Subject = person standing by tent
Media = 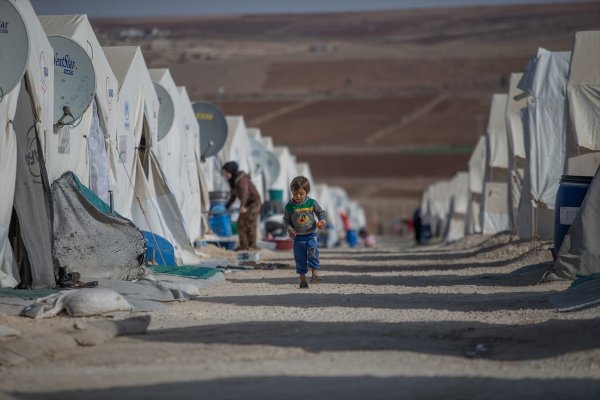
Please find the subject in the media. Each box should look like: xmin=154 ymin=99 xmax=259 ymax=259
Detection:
xmin=222 ymin=161 xmax=261 ymax=251
xmin=284 ymin=176 xmax=327 ymax=289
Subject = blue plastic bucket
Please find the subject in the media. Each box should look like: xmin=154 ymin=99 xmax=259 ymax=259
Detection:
xmin=346 ymin=229 xmax=358 ymax=248
xmin=554 ymin=175 xmax=592 ymax=252
xmin=209 ymin=201 xmax=232 ymax=237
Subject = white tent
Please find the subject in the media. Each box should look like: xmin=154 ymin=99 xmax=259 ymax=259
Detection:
xmin=149 ymin=68 xmax=202 ymax=244
xmin=102 ymin=46 xmax=158 ymax=218
xmin=466 ymin=135 xmax=486 ymax=235
xmin=246 ymin=127 xmax=268 ymax=201
xmin=482 ymin=94 xmax=510 ymax=235
xmin=272 ymin=145 xmax=298 ymax=202
xmin=1 ymin=0 xmax=55 ymax=288
xmin=565 ymin=31 xmax=600 ymax=176
xmin=446 ymin=172 xmax=469 ymax=242
xmin=222 ymin=116 xmax=253 ymax=176
xmin=519 ymin=48 xmax=571 ymax=239
xmin=40 ymin=15 xmax=117 ymax=203
xmin=505 ymin=73 xmax=532 ymax=239
xmin=296 ymin=162 xmax=314 ymax=188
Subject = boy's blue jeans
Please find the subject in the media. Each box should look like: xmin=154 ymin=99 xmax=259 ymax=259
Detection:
xmin=293 ymin=232 xmax=319 ymax=275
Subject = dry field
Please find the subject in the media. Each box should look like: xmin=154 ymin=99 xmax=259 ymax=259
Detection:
xmin=94 ymin=2 xmax=600 ymax=230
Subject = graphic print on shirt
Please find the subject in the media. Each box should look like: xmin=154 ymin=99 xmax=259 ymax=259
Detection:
xmin=296 ymin=212 xmax=313 ymax=228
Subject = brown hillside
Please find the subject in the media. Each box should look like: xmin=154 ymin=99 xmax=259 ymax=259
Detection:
xmin=93 ymin=2 xmax=600 ymax=231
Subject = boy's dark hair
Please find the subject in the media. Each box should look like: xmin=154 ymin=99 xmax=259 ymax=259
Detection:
xmin=290 ymin=176 xmax=310 ymax=194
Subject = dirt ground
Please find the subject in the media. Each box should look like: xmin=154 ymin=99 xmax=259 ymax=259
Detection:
xmin=91 ymin=3 xmax=600 ymax=230
xmin=1 ymin=234 xmax=599 ymax=399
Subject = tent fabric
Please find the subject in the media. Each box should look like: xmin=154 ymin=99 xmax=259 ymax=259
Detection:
xmin=553 ymin=165 xmax=600 ymax=279
xmin=103 ymin=46 xmax=159 ymax=219
xmin=40 ymin=15 xmax=117 ymax=193
xmin=130 ymin=153 xmax=198 ymax=265
xmin=88 ymin=101 xmax=111 ymax=204
xmin=521 ymin=49 xmax=571 ymax=210
xmin=566 ymin=31 xmax=600 ymax=152
xmin=272 ymin=146 xmax=298 ymax=203
xmin=486 ymin=94 xmax=510 ymax=169
xmin=149 ymin=68 xmax=202 ymax=244
xmin=447 ymin=172 xmax=470 ymax=242
xmin=52 ymin=172 xmax=145 ymax=280
xmin=466 ymin=135 xmax=486 ymax=235
xmin=505 ymin=73 xmax=530 ymax=238
xmin=12 ymin=83 xmax=55 ymax=288
xmin=0 ymin=84 xmax=20 ymax=288
xmin=482 ymin=94 xmax=510 ymax=235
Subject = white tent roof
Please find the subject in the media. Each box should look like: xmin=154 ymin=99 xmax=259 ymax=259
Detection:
xmin=567 ymin=31 xmax=600 ymax=152
xmin=486 ymin=94 xmax=509 ymax=169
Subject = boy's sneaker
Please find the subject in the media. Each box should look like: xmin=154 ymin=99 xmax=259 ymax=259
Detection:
xmin=310 ymin=276 xmax=322 ymax=283
xmin=299 ymin=281 xmax=309 ymax=289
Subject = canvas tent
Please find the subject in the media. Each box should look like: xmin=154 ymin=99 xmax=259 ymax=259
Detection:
xmin=149 ymin=68 xmax=202 ymax=244
xmin=466 ymin=135 xmax=486 ymax=235
xmin=40 ymin=15 xmax=117 ymax=204
xmin=102 ymin=46 xmax=159 ymax=218
xmin=446 ymin=172 xmax=469 ymax=242
xmin=1 ymin=0 xmax=55 ymax=288
xmin=519 ymin=48 xmax=571 ymax=240
xmin=482 ymin=94 xmax=510 ymax=235
xmin=272 ymin=146 xmax=298 ymax=203
xmin=565 ymin=31 xmax=600 ymax=176
xmin=553 ymin=32 xmax=600 ymax=279
xmin=505 ymin=73 xmax=532 ymax=239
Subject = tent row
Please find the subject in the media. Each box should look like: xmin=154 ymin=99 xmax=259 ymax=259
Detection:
xmin=0 ymin=0 xmax=366 ymax=289
xmin=420 ymin=30 xmax=600 ymax=279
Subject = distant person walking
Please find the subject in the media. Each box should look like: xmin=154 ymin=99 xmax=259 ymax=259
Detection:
xmin=222 ymin=161 xmax=261 ymax=251
xmin=283 ymin=176 xmax=327 ymax=288
xmin=413 ymin=208 xmax=422 ymax=245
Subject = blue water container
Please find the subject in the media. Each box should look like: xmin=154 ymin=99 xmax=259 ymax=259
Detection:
xmin=554 ymin=175 xmax=592 ymax=252
xmin=209 ymin=201 xmax=232 ymax=237
xmin=141 ymin=231 xmax=176 ymax=266
xmin=346 ymin=229 xmax=358 ymax=248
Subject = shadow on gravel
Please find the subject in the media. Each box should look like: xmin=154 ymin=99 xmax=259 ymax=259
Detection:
xmin=235 ymin=262 xmax=554 ymax=288
xmin=320 ymin=251 xmax=540 ymax=273
xmin=11 ymin=375 xmax=600 ymax=400
xmin=198 ymin=291 xmax=555 ymax=311
xmin=132 ymin=318 xmax=600 ymax=361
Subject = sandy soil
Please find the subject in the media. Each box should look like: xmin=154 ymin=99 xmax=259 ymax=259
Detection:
xmin=1 ymin=234 xmax=599 ymax=399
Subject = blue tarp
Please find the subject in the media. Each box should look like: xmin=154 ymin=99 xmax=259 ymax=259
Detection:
xmin=142 ymin=231 xmax=176 ymax=266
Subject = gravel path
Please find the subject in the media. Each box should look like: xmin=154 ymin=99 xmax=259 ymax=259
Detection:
xmin=1 ymin=234 xmax=600 ymax=399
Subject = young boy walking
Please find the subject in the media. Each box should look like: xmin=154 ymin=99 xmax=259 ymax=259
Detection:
xmin=283 ymin=176 xmax=327 ymax=288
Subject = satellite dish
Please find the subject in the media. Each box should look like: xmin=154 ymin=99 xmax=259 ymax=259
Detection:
xmin=192 ymin=101 xmax=228 ymax=160
xmin=0 ymin=0 xmax=29 ymax=100
xmin=264 ymin=150 xmax=280 ymax=183
xmin=153 ymin=82 xmax=175 ymax=141
xmin=249 ymin=138 xmax=266 ymax=175
xmin=48 ymin=35 xmax=96 ymax=125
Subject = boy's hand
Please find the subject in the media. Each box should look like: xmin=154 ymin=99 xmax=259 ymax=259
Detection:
xmin=288 ymin=227 xmax=297 ymax=238
xmin=317 ymin=220 xmax=326 ymax=229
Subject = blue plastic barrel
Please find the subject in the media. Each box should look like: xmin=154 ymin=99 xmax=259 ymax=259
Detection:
xmin=209 ymin=201 xmax=232 ymax=237
xmin=554 ymin=175 xmax=592 ymax=252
